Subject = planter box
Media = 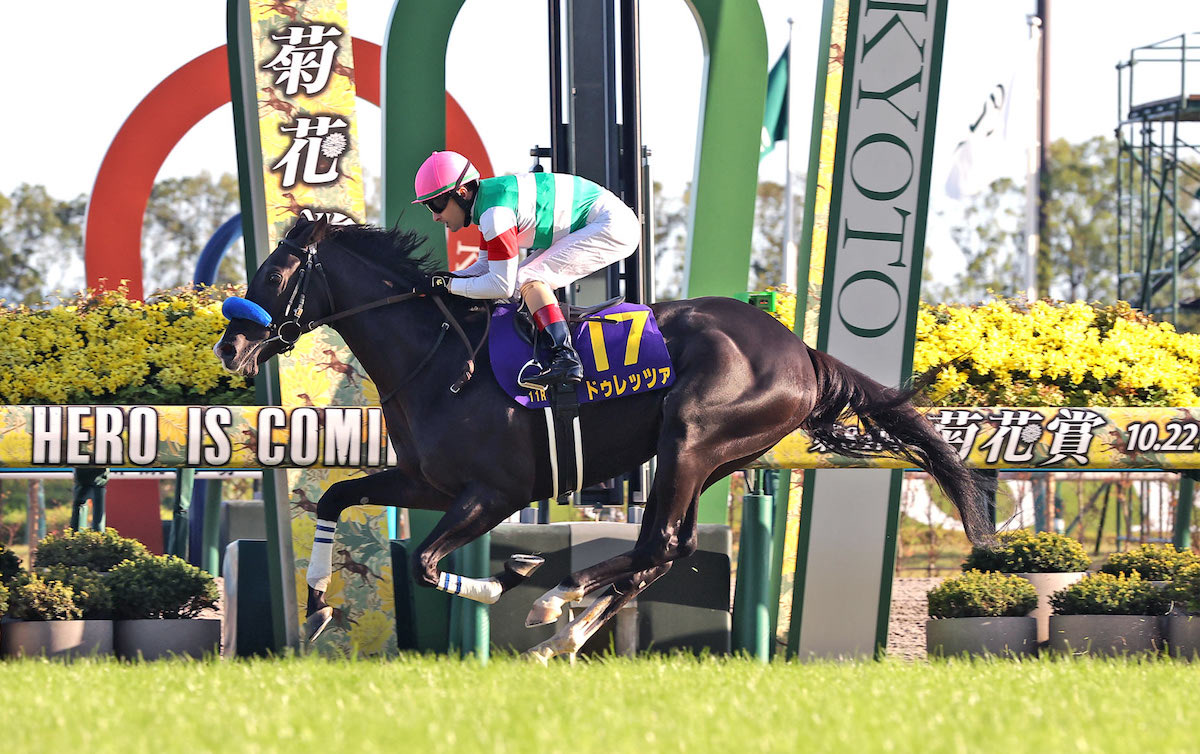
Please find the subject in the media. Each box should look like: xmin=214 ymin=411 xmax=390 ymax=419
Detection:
xmin=1016 ymin=572 xmax=1086 ymax=644
xmin=926 ymin=616 xmax=1037 ymax=658
xmin=0 ymin=619 xmax=114 ymax=659
xmin=1167 ymin=615 xmax=1200 ymax=660
xmin=115 ymin=619 xmax=220 ymax=661
xmin=1048 ymin=615 xmax=1164 ymax=656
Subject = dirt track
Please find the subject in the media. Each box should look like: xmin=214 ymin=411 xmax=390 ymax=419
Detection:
xmin=886 ymin=577 xmax=942 ymax=661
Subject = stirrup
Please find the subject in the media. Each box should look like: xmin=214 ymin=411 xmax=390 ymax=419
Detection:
xmin=525 ymin=356 xmax=583 ymax=387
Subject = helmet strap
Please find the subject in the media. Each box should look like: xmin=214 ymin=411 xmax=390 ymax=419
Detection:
xmin=452 ymin=183 xmax=476 ymax=221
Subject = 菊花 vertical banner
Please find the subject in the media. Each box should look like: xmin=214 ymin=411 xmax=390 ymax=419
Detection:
xmin=228 ymin=0 xmax=396 ymax=656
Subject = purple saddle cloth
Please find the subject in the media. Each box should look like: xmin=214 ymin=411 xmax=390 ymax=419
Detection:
xmin=489 ymin=301 xmax=675 ymax=409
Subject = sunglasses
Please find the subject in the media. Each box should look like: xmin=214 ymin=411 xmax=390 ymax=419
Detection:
xmin=424 ymin=193 xmax=452 ymax=214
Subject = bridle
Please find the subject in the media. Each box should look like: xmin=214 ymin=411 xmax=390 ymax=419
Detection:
xmin=227 ymin=235 xmax=489 ymax=397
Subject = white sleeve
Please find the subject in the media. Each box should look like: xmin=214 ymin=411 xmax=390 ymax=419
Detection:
xmin=453 ymin=256 xmax=491 ymax=278
xmin=448 ymin=258 xmax=519 ymax=299
xmin=448 ymin=206 xmax=520 ymax=299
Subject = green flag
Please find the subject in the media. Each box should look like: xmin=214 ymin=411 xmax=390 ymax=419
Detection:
xmin=760 ymin=44 xmax=789 ymax=160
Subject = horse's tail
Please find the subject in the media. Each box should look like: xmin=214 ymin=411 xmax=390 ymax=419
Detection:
xmin=802 ymin=346 xmax=996 ymax=548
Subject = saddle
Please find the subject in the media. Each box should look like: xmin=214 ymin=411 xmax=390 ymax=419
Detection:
xmin=488 ymin=297 xmax=675 ymax=503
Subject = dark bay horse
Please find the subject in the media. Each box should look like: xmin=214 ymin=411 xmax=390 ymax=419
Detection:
xmin=215 ymin=216 xmax=995 ymax=661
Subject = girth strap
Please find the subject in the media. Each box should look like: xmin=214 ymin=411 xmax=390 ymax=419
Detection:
xmin=549 ymin=383 xmax=583 ymax=503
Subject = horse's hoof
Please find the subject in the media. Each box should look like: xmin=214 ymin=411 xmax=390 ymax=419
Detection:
xmin=522 ymin=645 xmax=554 ymax=666
xmin=505 ymin=554 xmax=545 ymax=579
xmin=305 ymin=606 xmax=334 ymax=643
xmin=525 ymin=602 xmax=560 ymax=628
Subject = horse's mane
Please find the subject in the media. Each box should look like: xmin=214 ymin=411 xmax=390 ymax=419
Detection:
xmin=327 ymin=224 xmax=437 ymax=285
xmin=326 ymin=224 xmax=489 ymax=316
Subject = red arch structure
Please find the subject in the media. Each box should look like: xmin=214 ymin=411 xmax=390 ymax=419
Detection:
xmin=86 ymin=38 xmax=492 ymax=299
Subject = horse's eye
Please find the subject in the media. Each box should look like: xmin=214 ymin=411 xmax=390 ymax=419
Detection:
xmin=268 ymin=272 xmax=284 ymax=286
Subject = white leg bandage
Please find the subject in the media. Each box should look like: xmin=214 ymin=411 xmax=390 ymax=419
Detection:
xmin=306 ymin=519 xmax=337 ymax=591
xmin=436 ymin=572 xmax=504 ymax=605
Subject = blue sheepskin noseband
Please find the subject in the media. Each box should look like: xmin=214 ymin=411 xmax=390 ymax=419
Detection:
xmin=222 ymin=297 xmax=273 ymax=328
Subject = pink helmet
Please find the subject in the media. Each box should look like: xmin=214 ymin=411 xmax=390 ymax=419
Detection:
xmin=412 ymin=150 xmax=480 ymax=204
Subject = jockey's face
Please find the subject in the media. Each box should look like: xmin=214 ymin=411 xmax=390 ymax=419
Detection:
xmin=427 ymin=188 xmax=469 ymax=232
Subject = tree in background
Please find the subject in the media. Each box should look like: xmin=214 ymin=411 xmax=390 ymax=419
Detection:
xmin=751 ymin=180 xmax=804 ymax=291
xmin=930 ymin=175 xmax=1025 ymax=303
xmin=651 ymin=181 xmax=690 ymax=300
xmin=650 ymin=179 xmax=805 ymax=300
xmin=929 ymin=137 xmax=1135 ymax=306
xmin=0 ymin=185 xmax=86 ymax=305
xmin=140 ymin=172 xmax=243 ymax=293
xmin=1040 ymin=137 xmax=1119 ymax=302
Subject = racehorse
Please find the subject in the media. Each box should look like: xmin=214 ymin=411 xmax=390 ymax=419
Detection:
xmin=215 ymin=216 xmax=995 ymax=662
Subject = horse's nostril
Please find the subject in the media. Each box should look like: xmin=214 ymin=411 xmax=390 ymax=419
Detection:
xmin=218 ymin=342 xmax=235 ymax=358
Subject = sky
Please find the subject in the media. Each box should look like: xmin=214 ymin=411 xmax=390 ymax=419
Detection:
xmin=3 ymin=1 xmax=1198 ymax=286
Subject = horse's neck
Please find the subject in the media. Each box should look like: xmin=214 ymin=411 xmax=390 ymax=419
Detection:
xmin=325 ymin=288 xmax=467 ymax=403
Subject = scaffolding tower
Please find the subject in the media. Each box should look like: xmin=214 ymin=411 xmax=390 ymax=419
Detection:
xmin=1116 ymin=33 xmax=1200 ymax=327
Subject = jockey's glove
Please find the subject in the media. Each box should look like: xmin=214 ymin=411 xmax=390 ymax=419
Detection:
xmin=417 ymin=271 xmax=455 ymax=294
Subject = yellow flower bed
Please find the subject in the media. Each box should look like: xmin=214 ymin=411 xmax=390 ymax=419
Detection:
xmin=0 ymin=286 xmax=254 ymax=405
xmin=5 ymin=287 xmax=1197 ymax=409
xmin=762 ymin=291 xmax=1199 ymax=407
xmin=915 ymin=298 xmax=1200 ymax=407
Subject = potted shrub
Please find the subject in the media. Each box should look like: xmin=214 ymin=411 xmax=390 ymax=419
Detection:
xmin=34 ymin=529 xmax=150 ymax=572
xmin=926 ymin=570 xmax=1038 ymax=658
xmin=1048 ymin=572 xmax=1170 ymax=656
xmin=0 ymin=574 xmax=114 ymax=658
xmin=1100 ymin=544 xmax=1199 ymax=585
xmin=107 ymin=555 xmax=220 ymax=660
xmin=963 ymin=529 xmax=1090 ymax=644
xmin=0 ymin=545 xmax=22 ymax=653
xmin=0 ymin=581 xmax=7 ymax=647
xmin=1165 ymin=563 xmax=1200 ymax=659
xmin=39 ymin=564 xmax=115 ymax=621
xmin=0 ymin=543 xmax=23 ymax=585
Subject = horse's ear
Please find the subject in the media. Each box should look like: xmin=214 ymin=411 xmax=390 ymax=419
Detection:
xmin=286 ymin=215 xmax=313 ymax=242
xmin=308 ymin=214 xmax=332 ymax=245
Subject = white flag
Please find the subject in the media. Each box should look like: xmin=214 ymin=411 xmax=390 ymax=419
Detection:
xmin=945 ymin=34 xmax=1037 ymax=200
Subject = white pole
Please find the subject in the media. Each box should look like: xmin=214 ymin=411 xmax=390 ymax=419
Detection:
xmin=1024 ymin=14 xmax=1042 ymax=301
xmin=784 ymin=18 xmax=797 ymax=292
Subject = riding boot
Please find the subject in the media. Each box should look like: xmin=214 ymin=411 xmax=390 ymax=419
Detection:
xmin=528 ymin=320 xmax=584 ymax=386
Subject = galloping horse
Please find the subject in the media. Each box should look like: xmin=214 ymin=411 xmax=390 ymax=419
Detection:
xmin=215 ymin=216 xmax=995 ymax=661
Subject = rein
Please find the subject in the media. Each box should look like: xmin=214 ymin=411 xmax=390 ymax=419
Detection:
xmin=231 ymin=237 xmax=490 ymax=398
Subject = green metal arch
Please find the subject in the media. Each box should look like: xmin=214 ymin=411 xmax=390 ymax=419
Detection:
xmin=381 ymin=0 xmax=467 ymax=254
xmin=681 ymin=0 xmax=768 ymax=299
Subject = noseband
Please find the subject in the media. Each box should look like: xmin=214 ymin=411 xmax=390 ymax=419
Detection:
xmin=222 ymin=236 xmax=488 ymax=395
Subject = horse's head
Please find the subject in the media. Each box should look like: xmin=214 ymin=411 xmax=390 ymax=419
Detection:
xmin=214 ymin=215 xmax=338 ymax=376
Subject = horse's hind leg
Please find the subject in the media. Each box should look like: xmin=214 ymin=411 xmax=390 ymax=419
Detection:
xmin=525 ymin=444 xmax=707 ymax=627
xmin=524 ymin=563 xmax=672 ymax=664
xmin=525 ymin=398 xmax=792 ymax=631
xmin=409 ymin=481 xmax=544 ymax=606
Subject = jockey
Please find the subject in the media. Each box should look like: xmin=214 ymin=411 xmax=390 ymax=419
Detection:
xmin=412 ymin=150 xmax=640 ymax=387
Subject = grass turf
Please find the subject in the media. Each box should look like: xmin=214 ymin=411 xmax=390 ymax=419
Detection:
xmin=0 ymin=653 xmax=1196 ymax=753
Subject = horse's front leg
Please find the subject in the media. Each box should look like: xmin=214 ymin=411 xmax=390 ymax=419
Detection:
xmin=409 ymin=481 xmax=544 ymax=606
xmin=304 ymin=469 xmax=452 ymax=642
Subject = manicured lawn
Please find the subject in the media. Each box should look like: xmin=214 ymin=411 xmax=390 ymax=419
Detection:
xmin=0 ymin=653 xmax=1195 ymax=753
